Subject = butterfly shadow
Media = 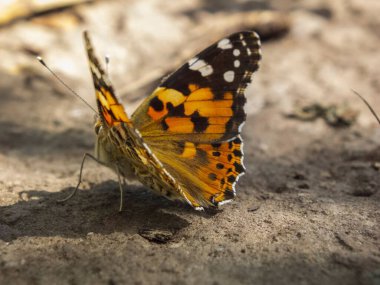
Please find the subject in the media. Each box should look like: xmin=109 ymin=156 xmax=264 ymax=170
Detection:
xmin=0 ymin=180 xmax=219 ymax=242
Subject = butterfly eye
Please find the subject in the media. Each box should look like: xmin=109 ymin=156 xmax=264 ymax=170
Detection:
xmin=94 ymin=121 xmax=102 ymax=134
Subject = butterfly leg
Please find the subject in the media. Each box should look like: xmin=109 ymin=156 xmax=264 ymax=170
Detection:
xmin=116 ymin=168 xmax=125 ymax=212
xmin=57 ymin=152 xmax=102 ymax=203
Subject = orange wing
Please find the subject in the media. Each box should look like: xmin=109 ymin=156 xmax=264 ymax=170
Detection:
xmin=132 ymin=31 xmax=261 ymax=207
xmin=83 ymin=31 xmax=130 ymax=127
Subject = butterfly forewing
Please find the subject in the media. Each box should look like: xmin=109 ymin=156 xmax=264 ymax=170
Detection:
xmin=84 ymin=31 xmax=130 ymax=127
xmin=132 ymin=31 xmax=261 ymax=207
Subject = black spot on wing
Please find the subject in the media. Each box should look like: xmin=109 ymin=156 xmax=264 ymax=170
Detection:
xmin=216 ymin=163 xmax=224 ymax=169
xmin=227 ymin=175 xmax=235 ymax=183
xmin=162 ymin=119 xmax=169 ymax=130
xmin=208 ymin=173 xmax=217 ymax=181
xmin=224 ymin=189 xmax=235 ymax=200
xmin=190 ymin=111 xmax=209 ymax=133
xmin=196 ymin=148 xmax=208 ymax=164
xmin=211 ymin=142 xmax=222 ymax=148
xmin=234 ymin=162 xmax=245 ymax=174
xmin=233 ymin=136 xmax=242 ymax=144
xmin=150 ymin=96 xmax=164 ymax=111
xmin=167 ymin=102 xmax=185 ymax=116
xmin=176 ymin=141 xmax=185 ymax=154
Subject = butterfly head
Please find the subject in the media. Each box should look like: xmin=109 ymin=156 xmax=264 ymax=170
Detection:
xmin=94 ymin=117 xmax=102 ymax=135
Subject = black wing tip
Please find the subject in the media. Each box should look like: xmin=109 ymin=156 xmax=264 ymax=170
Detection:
xmin=227 ymin=30 xmax=261 ymax=41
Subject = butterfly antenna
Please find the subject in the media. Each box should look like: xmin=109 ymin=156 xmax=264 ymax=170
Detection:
xmin=37 ymin=56 xmax=98 ymax=115
xmin=352 ymin=89 xmax=380 ymax=125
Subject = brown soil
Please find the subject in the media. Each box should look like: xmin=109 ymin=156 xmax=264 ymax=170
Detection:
xmin=0 ymin=0 xmax=379 ymax=284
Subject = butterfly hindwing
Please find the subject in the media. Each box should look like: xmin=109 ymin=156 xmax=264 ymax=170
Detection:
xmin=142 ymin=134 xmax=245 ymax=206
xmin=132 ymin=31 xmax=261 ymax=207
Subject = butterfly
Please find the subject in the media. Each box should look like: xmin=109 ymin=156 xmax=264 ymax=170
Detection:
xmin=75 ymin=30 xmax=261 ymax=211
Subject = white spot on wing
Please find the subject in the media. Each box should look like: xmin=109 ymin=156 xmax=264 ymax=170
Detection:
xmin=217 ymin=38 xmax=232 ymax=49
xmin=246 ymin=48 xmax=252 ymax=56
xmin=218 ymin=199 xmax=233 ymax=206
xmin=90 ymin=62 xmax=102 ymax=79
xmin=234 ymin=60 xmax=240 ymax=68
xmin=223 ymin=71 xmax=235 ymax=82
xmin=257 ymin=47 xmax=262 ymax=57
xmin=189 ymin=59 xmax=205 ymax=70
xmin=188 ymin=57 xmax=198 ymax=66
xmin=199 ymin=65 xmax=213 ymax=76
xmin=233 ymin=49 xmax=240 ymax=56
xmin=242 ymin=40 xmax=247 ymax=47
xmin=189 ymin=59 xmax=213 ymax=77
xmin=238 ymin=121 xmax=245 ymax=133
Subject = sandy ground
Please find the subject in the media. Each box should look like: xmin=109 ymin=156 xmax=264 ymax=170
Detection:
xmin=0 ymin=0 xmax=379 ymax=284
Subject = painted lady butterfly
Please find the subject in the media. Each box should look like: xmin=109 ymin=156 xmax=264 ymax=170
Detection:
xmin=75 ymin=31 xmax=261 ymax=211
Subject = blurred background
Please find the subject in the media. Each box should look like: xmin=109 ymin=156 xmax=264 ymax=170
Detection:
xmin=0 ymin=1 xmax=379 ymax=284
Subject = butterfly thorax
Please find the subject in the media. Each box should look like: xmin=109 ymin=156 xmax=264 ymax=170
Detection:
xmin=94 ymin=123 xmax=136 ymax=181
